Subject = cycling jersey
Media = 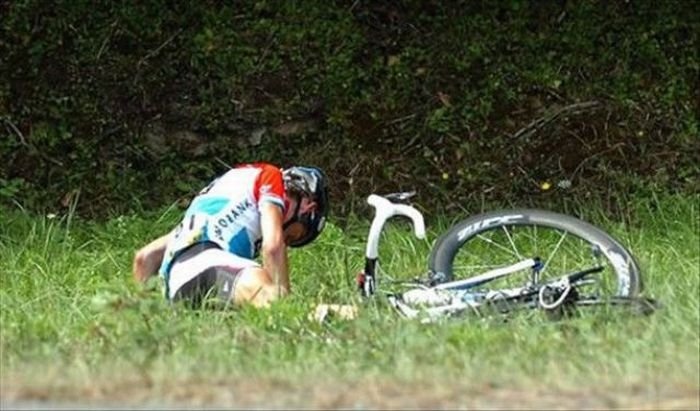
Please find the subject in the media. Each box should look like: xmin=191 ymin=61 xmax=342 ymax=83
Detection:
xmin=158 ymin=163 xmax=286 ymax=288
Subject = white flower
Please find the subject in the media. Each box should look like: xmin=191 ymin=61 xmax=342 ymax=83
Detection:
xmin=557 ymin=180 xmax=572 ymax=189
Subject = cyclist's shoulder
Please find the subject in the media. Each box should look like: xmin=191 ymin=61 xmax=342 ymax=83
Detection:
xmin=204 ymin=163 xmax=283 ymax=202
xmin=252 ymin=162 xmax=283 ymax=177
xmin=233 ymin=162 xmax=284 ymax=186
xmin=205 ymin=163 xmax=283 ymax=205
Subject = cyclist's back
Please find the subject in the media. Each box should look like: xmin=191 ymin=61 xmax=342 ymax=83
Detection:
xmin=159 ymin=163 xmax=286 ymax=292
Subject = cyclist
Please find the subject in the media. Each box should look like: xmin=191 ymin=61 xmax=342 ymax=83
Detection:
xmin=132 ymin=162 xmax=329 ymax=308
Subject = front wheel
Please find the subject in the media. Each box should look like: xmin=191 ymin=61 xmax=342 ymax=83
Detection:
xmin=428 ymin=209 xmax=642 ymax=298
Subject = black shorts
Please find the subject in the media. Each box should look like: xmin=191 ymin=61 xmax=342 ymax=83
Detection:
xmin=170 ymin=242 xmax=244 ymax=308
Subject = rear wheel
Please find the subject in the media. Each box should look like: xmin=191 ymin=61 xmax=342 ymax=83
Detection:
xmin=428 ymin=209 xmax=642 ymax=300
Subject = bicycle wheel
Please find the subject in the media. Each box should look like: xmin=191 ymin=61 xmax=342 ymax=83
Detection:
xmin=428 ymin=209 xmax=642 ymax=298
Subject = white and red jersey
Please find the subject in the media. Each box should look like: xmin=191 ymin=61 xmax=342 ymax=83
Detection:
xmin=158 ymin=163 xmax=286 ymax=279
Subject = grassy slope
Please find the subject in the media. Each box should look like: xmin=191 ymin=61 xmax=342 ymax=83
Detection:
xmin=0 ymin=195 xmax=698 ymax=408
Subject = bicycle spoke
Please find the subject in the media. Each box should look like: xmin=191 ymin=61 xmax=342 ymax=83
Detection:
xmin=502 ymin=225 xmax=523 ymax=260
xmin=540 ymin=229 xmax=568 ymax=278
xmin=475 ymin=232 xmax=520 ymax=259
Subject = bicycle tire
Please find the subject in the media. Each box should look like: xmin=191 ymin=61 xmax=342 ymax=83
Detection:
xmin=428 ymin=209 xmax=642 ymax=297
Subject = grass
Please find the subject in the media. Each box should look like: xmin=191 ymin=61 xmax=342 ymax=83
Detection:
xmin=1 ymin=194 xmax=698 ymax=408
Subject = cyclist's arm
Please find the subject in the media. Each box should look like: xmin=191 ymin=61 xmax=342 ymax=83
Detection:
xmin=132 ymin=232 xmax=172 ymax=283
xmin=259 ymin=202 xmax=290 ymax=297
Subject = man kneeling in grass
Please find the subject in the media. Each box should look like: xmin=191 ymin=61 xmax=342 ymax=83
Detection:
xmin=132 ymin=162 xmax=328 ymax=309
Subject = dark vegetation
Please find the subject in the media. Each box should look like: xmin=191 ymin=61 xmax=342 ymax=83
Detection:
xmin=1 ymin=0 xmax=698 ymax=218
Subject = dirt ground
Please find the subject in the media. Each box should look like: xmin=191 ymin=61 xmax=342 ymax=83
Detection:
xmin=2 ymin=375 xmax=698 ymax=410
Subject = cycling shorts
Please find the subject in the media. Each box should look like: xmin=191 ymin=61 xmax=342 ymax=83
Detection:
xmin=167 ymin=242 xmax=259 ymax=307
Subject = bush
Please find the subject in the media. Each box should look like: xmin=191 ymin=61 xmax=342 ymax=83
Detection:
xmin=1 ymin=0 xmax=697 ymax=217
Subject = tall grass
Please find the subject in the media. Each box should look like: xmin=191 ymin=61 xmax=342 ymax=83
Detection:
xmin=1 ymin=194 xmax=698 ymax=406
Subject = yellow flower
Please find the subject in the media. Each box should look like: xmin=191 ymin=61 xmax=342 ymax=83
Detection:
xmin=540 ymin=181 xmax=552 ymax=191
xmin=442 ymin=172 xmax=449 ymax=180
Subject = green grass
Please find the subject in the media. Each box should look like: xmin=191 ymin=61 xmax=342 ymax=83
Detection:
xmin=1 ymin=194 xmax=698 ymax=408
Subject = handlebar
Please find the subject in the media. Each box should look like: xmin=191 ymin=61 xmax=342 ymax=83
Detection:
xmin=365 ymin=194 xmax=426 ymax=259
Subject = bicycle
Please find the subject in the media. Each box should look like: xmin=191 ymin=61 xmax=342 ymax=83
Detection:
xmin=354 ymin=192 xmax=658 ymax=323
